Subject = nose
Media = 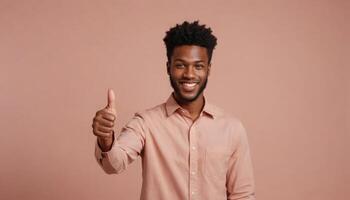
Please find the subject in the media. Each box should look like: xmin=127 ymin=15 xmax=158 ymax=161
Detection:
xmin=183 ymin=65 xmax=195 ymax=79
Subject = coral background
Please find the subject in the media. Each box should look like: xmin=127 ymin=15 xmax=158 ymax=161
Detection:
xmin=0 ymin=0 xmax=349 ymax=199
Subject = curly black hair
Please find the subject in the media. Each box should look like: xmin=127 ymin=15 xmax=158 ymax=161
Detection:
xmin=163 ymin=21 xmax=217 ymax=63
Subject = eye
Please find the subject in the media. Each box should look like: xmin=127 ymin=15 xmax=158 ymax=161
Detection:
xmin=175 ymin=63 xmax=185 ymax=68
xmin=195 ymin=64 xmax=204 ymax=69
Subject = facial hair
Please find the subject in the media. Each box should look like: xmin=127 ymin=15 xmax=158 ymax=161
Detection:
xmin=169 ymin=75 xmax=208 ymax=103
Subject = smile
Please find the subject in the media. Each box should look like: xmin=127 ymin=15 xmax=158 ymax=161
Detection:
xmin=180 ymin=82 xmax=198 ymax=91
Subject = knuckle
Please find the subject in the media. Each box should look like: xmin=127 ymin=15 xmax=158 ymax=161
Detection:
xmin=94 ymin=115 xmax=100 ymax=121
xmin=93 ymin=121 xmax=99 ymax=127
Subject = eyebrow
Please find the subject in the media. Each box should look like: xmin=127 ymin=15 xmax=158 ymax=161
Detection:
xmin=174 ymin=58 xmax=205 ymax=63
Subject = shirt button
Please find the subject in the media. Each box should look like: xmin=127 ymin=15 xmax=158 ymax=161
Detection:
xmin=191 ymin=146 xmax=196 ymax=150
xmin=191 ymin=171 xmax=196 ymax=175
xmin=192 ymin=191 xmax=195 ymax=195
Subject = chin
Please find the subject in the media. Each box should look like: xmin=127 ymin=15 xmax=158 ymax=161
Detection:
xmin=177 ymin=92 xmax=200 ymax=103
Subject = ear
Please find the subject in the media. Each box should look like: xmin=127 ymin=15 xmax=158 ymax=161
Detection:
xmin=208 ymin=63 xmax=211 ymax=76
xmin=166 ymin=61 xmax=170 ymax=75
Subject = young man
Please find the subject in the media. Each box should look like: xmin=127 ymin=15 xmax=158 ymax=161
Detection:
xmin=92 ymin=21 xmax=255 ymax=200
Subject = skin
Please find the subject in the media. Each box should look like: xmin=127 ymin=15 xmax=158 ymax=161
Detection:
xmin=92 ymin=89 xmax=116 ymax=151
xmin=167 ymin=45 xmax=211 ymax=121
xmin=93 ymin=45 xmax=211 ymax=151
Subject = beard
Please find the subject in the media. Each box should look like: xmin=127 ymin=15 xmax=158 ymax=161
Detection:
xmin=169 ymin=75 xmax=208 ymax=103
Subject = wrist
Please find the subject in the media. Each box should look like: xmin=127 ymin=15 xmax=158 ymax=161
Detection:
xmin=98 ymin=133 xmax=114 ymax=152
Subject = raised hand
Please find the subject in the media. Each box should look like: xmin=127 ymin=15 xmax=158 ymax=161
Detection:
xmin=92 ymin=89 xmax=116 ymax=151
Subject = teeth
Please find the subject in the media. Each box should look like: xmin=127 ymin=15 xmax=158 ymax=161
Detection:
xmin=184 ymin=83 xmax=196 ymax=87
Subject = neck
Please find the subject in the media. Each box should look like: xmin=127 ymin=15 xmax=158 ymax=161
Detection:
xmin=173 ymin=93 xmax=205 ymax=120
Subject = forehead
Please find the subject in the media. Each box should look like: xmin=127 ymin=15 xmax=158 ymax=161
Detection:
xmin=171 ymin=45 xmax=208 ymax=62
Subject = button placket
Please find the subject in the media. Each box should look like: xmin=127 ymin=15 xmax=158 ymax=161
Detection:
xmin=189 ymin=124 xmax=199 ymax=199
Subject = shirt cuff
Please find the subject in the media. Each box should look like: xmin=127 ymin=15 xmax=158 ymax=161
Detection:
xmin=95 ymin=133 xmax=116 ymax=164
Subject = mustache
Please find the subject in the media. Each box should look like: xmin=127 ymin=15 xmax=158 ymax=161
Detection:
xmin=178 ymin=79 xmax=200 ymax=83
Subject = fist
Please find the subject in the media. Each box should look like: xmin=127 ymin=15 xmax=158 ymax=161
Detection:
xmin=92 ymin=89 xmax=117 ymax=139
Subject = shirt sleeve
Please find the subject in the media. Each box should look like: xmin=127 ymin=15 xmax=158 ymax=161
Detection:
xmin=226 ymin=121 xmax=256 ymax=200
xmin=94 ymin=112 xmax=146 ymax=174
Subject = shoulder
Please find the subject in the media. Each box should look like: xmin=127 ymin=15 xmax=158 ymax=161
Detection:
xmin=208 ymin=104 xmax=247 ymax=137
xmin=133 ymin=102 xmax=166 ymax=121
xmin=123 ymin=103 xmax=165 ymax=133
xmin=209 ymin=103 xmax=243 ymax=127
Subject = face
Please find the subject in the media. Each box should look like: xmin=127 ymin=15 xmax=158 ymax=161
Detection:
xmin=167 ymin=45 xmax=211 ymax=103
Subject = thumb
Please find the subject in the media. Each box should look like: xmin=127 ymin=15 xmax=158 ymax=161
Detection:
xmin=107 ymin=89 xmax=116 ymax=110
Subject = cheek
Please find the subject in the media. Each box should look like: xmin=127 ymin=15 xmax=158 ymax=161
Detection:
xmin=198 ymin=71 xmax=209 ymax=79
xmin=170 ymin=69 xmax=183 ymax=79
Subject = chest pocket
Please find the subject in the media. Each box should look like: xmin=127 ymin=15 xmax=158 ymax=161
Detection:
xmin=204 ymin=148 xmax=230 ymax=180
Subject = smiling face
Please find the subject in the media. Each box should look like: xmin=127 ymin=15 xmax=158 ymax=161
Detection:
xmin=167 ymin=45 xmax=211 ymax=104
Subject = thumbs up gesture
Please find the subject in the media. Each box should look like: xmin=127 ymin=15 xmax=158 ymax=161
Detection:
xmin=92 ymin=89 xmax=117 ymax=151
xmin=106 ymin=89 xmax=117 ymax=114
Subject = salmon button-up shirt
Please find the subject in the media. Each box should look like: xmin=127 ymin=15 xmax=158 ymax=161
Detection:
xmin=95 ymin=94 xmax=255 ymax=200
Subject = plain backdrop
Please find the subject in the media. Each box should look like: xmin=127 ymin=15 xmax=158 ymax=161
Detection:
xmin=0 ymin=0 xmax=349 ymax=199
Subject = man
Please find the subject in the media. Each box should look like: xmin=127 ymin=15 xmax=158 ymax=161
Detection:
xmin=92 ymin=21 xmax=255 ymax=200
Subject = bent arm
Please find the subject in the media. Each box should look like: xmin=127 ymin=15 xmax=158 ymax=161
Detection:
xmin=95 ymin=113 xmax=146 ymax=174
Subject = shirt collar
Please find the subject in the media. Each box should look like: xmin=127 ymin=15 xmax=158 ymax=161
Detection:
xmin=165 ymin=93 xmax=220 ymax=119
